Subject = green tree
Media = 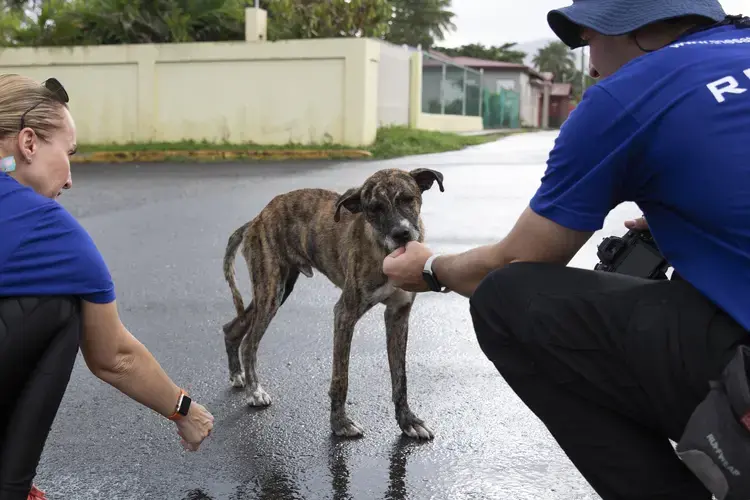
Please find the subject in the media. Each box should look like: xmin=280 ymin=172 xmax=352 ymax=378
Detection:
xmin=5 ymin=0 xmax=393 ymax=46
xmin=8 ymin=0 xmax=248 ymax=46
xmin=10 ymin=0 xmax=70 ymax=47
xmin=262 ymin=0 xmax=392 ymax=41
xmin=433 ymin=42 xmax=526 ymax=64
xmin=2 ymin=0 xmax=31 ymax=10
xmin=0 ymin=6 xmax=23 ymax=46
xmin=532 ymin=41 xmax=576 ymax=82
xmin=386 ymin=0 xmax=455 ymax=48
xmin=0 ymin=0 xmax=37 ymax=46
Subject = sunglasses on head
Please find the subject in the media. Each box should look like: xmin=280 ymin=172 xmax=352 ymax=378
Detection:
xmin=19 ymin=77 xmax=70 ymax=131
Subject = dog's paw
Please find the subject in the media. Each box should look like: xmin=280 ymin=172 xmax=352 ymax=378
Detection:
xmin=245 ymin=385 xmax=272 ymax=407
xmin=332 ymin=416 xmax=365 ymax=438
xmin=399 ymin=412 xmax=434 ymax=440
xmin=402 ymin=421 xmax=434 ymax=440
xmin=230 ymin=372 xmax=246 ymax=388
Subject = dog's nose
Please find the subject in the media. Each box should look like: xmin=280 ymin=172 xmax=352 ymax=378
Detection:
xmin=391 ymin=228 xmax=411 ymax=244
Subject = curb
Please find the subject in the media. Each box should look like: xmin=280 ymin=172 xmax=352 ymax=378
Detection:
xmin=71 ymin=149 xmax=374 ymax=163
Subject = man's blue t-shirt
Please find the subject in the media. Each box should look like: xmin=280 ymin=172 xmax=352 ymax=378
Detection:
xmin=0 ymin=173 xmax=115 ymax=303
xmin=529 ymin=24 xmax=750 ymax=330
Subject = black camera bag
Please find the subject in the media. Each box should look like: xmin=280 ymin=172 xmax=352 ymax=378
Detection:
xmin=676 ymin=344 xmax=750 ymax=499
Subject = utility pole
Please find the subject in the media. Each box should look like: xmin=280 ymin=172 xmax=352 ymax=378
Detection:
xmin=580 ymin=46 xmax=586 ymax=97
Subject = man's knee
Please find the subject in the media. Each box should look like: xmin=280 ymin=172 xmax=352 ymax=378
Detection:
xmin=470 ymin=261 xmax=552 ymax=317
xmin=470 ymin=262 xmax=548 ymax=353
xmin=472 ymin=260 xmax=543 ymax=301
xmin=469 ymin=260 xmax=632 ymax=335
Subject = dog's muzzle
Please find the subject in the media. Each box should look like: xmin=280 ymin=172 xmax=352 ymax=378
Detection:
xmin=383 ymin=219 xmax=419 ymax=251
xmin=390 ymin=228 xmax=413 ymax=246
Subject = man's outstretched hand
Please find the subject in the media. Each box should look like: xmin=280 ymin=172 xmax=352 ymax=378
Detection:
xmin=382 ymin=241 xmax=433 ymax=293
xmin=624 ymin=216 xmax=648 ymax=231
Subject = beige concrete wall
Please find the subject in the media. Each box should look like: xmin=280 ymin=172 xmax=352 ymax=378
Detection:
xmin=0 ymin=3 xmax=483 ymax=148
xmin=0 ymin=37 xmax=381 ymax=147
xmin=376 ymin=41 xmax=410 ymax=127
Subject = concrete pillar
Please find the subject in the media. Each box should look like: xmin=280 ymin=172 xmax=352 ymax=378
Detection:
xmin=408 ymin=51 xmax=423 ymax=128
xmin=245 ymin=8 xmax=267 ymax=42
xmin=541 ymin=72 xmax=552 ymax=130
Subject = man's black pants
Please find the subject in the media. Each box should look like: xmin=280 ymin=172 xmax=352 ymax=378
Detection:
xmin=0 ymin=296 xmax=81 ymax=500
xmin=469 ymin=262 xmax=749 ymax=500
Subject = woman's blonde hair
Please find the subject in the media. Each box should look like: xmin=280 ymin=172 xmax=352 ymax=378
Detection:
xmin=0 ymin=74 xmax=69 ymax=143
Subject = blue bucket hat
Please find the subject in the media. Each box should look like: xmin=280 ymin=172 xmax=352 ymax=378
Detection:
xmin=548 ymin=0 xmax=727 ymax=48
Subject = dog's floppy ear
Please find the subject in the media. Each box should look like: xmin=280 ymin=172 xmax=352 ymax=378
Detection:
xmin=334 ymin=187 xmax=362 ymax=222
xmin=409 ymin=168 xmax=444 ymax=193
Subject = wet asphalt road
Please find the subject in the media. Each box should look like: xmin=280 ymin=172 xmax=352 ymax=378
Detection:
xmin=35 ymin=132 xmax=642 ymax=500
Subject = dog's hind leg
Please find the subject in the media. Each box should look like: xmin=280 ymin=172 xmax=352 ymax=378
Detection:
xmin=222 ymin=302 xmax=254 ymax=388
xmin=239 ymin=266 xmax=299 ymax=407
xmin=329 ymin=291 xmax=374 ymax=438
xmin=385 ymin=290 xmax=434 ymax=440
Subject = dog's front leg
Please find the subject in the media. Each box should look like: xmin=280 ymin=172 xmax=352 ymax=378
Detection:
xmin=330 ymin=292 xmax=372 ymax=438
xmin=385 ymin=291 xmax=434 ymax=440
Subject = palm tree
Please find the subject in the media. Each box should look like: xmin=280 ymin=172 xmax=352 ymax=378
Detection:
xmin=386 ymin=0 xmax=456 ymax=48
xmin=532 ymin=41 xmax=577 ymax=82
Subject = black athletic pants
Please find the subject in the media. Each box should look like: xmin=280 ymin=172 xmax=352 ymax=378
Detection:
xmin=469 ymin=262 xmax=750 ymax=500
xmin=0 ymin=296 xmax=81 ymax=500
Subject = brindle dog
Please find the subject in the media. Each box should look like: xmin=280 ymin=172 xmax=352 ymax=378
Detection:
xmin=221 ymin=167 xmax=444 ymax=439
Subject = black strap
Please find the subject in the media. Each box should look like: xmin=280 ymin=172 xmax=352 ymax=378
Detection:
xmin=677 ymin=14 xmax=750 ymax=40
xmin=635 ymin=14 xmax=750 ymax=52
xmin=721 ymin=345 xmax=750 ymax=432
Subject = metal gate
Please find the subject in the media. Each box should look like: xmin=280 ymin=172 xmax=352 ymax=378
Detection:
xmin=482 ymin=88 xmax=520 ymax=129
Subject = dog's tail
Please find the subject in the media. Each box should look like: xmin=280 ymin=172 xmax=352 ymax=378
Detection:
xmin=223 ymin=221 xmax=251 ymax=319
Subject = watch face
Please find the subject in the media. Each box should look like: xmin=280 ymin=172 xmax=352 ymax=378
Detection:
xmin=178 ymin=395 xmax=191 ymax=416
xmin=422 ymin=271 xmax=440 ymax=292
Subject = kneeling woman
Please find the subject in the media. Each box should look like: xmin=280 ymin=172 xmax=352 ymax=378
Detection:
xmin=0 ymin=74 xmax=214 ymax=500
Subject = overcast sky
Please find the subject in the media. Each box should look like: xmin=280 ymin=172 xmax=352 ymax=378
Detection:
xmin=440 ymin=0 xmax=748 ymax=47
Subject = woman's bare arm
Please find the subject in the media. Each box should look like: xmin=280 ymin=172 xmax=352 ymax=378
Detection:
xmin=79 ymin=299 xmax=182 ymax=418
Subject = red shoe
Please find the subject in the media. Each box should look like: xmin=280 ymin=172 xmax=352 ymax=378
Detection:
xmin=28 ymin=485 xmax=48 ymax=500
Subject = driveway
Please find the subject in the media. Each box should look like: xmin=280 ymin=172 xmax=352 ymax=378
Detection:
xmin=37 ymin=131 xmax=640 ymax=499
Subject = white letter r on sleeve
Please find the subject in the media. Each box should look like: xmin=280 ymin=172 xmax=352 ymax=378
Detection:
xmin=707 ymin=75 xmax=747 ymax=103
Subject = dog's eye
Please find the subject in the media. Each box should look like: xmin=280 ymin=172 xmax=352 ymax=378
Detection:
xmin=370 ymin=203 xmax=385 ymax=213
xmin=399 ymin=196 xmax=415 ymax=204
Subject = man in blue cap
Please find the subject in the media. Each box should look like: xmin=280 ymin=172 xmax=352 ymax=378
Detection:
xmin=383 ymin=1 xmax=750 ymax=498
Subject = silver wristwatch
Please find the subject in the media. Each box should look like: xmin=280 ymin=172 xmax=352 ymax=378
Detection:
xmin=422 ymin=254 xmax=449 ymax=293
